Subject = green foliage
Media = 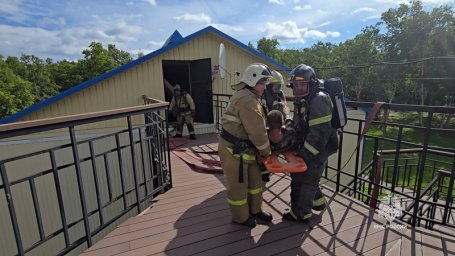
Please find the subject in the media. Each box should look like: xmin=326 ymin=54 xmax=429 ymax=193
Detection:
xmin=0 ymin=59 xmax=34 ymax=117
xmin=256 ymin=37 xmax=280 ymax=60
xmin=253 ymin=1 xmax=454 ymax=106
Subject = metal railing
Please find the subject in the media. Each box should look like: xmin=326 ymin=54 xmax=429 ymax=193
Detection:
xmin=0 ymin=100 xmax=172 ymax=256
xmin=213 ymin=94 xmax=455 ymax=235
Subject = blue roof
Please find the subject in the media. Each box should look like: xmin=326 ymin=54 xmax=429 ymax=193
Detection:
xmin=162 ymin=30 xmax=183 ymax=48
xmin=0 ymin=26 xmax=290 ymax=124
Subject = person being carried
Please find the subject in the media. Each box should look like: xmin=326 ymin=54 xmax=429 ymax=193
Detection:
xmin=267 ymin=110 xmax=298 ymax=153
xmin=169 ymin=84 xmax=196 ymax=139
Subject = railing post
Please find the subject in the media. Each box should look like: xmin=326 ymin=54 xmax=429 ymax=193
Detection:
xmin=442 ymin=156 xmax=455 ymax=226
xmin=367 ymin=138 xmax=379 ymax=205
xmin=353 ymin=120 xmax=363 ymax=200
xmin=412 ymin=111 xmax=433 ymax=227
xmin=127 ymin=116 xmax=142 ymax=213
xmin=335 ymin=131 xmax=344 ymax=192
xmin=163 ymin=110 xmax=173 ymax=188
xmin=115 ymin=134 xmax=128 ymax=210
xmin=50 ymin=150 xmax=70 ymax=247
xmin=69 ymin=126 xmax=92 ymax=246
xmin=0 ymin=163 xmax=24 ymax=256
xmin=391 ymin=126 xmax=403 ymax=194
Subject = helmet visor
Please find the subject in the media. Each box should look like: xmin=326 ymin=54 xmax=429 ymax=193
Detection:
xmin=292 ymin=81 xmax=310 ymax=97
xmin=271 ymin=83 xmax=281 ymax=93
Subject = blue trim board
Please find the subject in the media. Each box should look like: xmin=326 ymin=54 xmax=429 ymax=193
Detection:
xmin=0 ymin=26 xmax=290 ymax=124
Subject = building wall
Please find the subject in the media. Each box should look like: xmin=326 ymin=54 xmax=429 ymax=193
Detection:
xmin=17 ymin=33 xmax=287 ymax=128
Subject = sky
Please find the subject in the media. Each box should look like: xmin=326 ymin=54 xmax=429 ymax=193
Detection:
xmin=1 ymin=0 xmax=454 ymax=61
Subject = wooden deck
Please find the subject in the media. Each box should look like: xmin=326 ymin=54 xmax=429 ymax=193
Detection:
xmin=81 ymin=134 xmax=455 ymax=256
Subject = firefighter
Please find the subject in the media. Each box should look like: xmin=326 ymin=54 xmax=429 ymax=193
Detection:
xmin=218 ymin=63 xmax=274 ymax=227
xmin=169 ymin=84 xmax=196 ymax=139
xmin=282 ymin=64 xmax=338 ymax=222
xmin=262 ymin=70 xmax=290 ymax=117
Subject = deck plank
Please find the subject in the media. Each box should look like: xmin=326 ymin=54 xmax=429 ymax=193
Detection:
xmin=80 ymin=133 xmax=450 ymax=256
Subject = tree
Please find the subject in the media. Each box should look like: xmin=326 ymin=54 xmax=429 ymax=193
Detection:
xmin=0 ymin=59 xmax=34 ymax=117
xmin=256 ymin=37 xmax=280 ymax=60
xmin=108 ymin=44 xmax=133 ymax=66
xmin=49 ymin=60 xmax=84 ymax=92
xmin=80 ymin=42 xmax=117 ymax=80
xmin=6 ymin=54 xmax=60 ymax=102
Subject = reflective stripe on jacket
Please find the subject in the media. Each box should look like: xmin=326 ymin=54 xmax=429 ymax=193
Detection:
xmin=221 ymin=88 xmax=271 ymax=158
xmin=302 ymin=91 xmax=334 ymax=160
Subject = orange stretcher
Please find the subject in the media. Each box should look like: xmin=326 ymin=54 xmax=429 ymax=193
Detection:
xmin=263 ymin=151 xmax=307 ymax=173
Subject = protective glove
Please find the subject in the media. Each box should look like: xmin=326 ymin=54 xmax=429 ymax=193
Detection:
xmin=191 ymin=111 xmax=196 ymax=118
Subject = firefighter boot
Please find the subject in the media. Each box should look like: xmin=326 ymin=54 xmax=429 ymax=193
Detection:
xmin=237 ymin=216 xmax=256 ymax=228
xmin=253 ymin=211 xmax=273 ymax=223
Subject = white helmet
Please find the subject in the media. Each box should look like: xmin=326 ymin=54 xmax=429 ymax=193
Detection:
xmin=239 ymin=63 xmax=273 ymax=88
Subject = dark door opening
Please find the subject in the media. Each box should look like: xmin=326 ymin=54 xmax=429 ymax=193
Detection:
xmin=162 ymin=58 xmax=213 ymax=123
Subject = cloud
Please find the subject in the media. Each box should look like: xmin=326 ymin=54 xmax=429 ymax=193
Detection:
xmin=294 ymin=5 xmax=312 ymax=11
xmin=313 ymin=21 xmax=330 ymax=28
xmin=326 ymin=31 xmax=340 ymax=37
xmin=264 ymin=21 xmax=340 ymax=43
xmin=269 ymin=0 xmax=285 ymax=4
xmin=36 ymin=17 xmax=66 ymax=27
xmin=365 ymin=14 xmax=381 ymax=20
xmin=352 ymin=7 xmax=376 ymax=14
xmin=210 ymin=23 xmax=244 ymax=32
xmin=173 ymin=13 xmax=211 ymax=24
xmin=0 ymin=14 xmax=144 ymax=61
xmin=143 ymin=0 xmax=157 ymax=6
xmin=376 ymin=0 xmax=453 ymax=4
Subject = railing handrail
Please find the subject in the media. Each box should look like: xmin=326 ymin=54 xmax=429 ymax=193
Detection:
xmin=0 ymin=100 xmax=169 ymax=139
xmin=0 ymin=97 xmax=172 ymax=255
xmin=379 ymin=147 xmax=455 ymax=157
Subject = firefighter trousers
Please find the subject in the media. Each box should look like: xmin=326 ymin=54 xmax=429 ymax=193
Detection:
xmin=218 ymin=139 xmax=263 ymax=223
xmin=290 ymin=160 xmax=327 ymax=219
xmin=176 ymin=112 xmax=195 ymax=136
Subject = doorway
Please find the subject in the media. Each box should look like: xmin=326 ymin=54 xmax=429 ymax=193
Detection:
xmin=162 ymin=58 xmax=213 ymax=123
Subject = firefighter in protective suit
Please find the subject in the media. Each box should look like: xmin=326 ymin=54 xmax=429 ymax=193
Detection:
xmin=262 ymin=70 xmax=290 ymax=120
xmin=282 ymin=64 xmax=338 ymax=222
xmin=169 ymin=84 xmax=196 ymax=139
xmin=218 ymin=63 xmax=274 ymax=227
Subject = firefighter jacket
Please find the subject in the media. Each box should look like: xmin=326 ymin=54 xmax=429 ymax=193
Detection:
xmin=221 ymin=88 xmax=271 ymax=159
xmin=170 ymin=92 xmax=195 ymax=115
xmin=295 ymin=91 xmax=338 ymax=164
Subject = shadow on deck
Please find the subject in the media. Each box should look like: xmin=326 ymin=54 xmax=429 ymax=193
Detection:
xmin=81 ymin=134 xmax=455 ymax=256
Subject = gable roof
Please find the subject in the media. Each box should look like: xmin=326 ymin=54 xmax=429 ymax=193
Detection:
xmin=0 ymin=26 xmax=291 ymax=124
xmin=162 ymin=30 xmax=183 ymax=48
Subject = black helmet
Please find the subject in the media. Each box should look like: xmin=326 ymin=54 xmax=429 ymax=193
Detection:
xmin=288 ymin=64 xmax=317 ymax=97
xmin=174 ymin=84 xmax=181 ymax=96
xmin=289 ymin=64 xmax=316 ymax=83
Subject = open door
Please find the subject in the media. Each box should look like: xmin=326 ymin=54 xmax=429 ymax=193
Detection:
xmin=190 ymin=58 xmax=213 ymax=123
xmin=162 ymin=58 xmax=213 ymax=123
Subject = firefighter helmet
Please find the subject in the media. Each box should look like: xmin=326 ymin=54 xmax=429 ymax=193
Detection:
xmin=174 ymin=84 xmax=181 ymax=95
xmin=238 ymin=63 xmax=273 ymax=88
xmin=288 ymin=64 xmax=317 ymax=97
